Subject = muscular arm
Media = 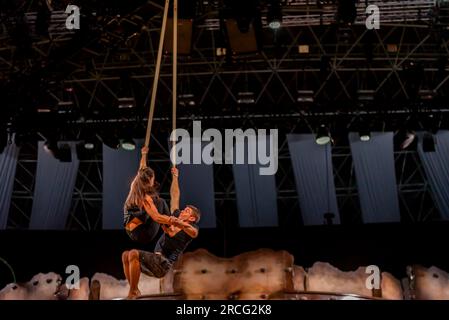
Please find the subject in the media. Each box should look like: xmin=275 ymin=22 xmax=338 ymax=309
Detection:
xmin=170 ymin=167 xmax=180 ymax=213
xmin=179 ymin=222 xmax=199 ymax=239
xmin=143 ymin=195 xmax=176 ymax=225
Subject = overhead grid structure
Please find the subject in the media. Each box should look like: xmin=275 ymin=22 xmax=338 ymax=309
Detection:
xmin=1 ymin=0 xmax=448 ymax=229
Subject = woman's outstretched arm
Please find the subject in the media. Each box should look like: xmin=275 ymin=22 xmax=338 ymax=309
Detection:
xmin=139 ymin=146 xmax=149 ymax=170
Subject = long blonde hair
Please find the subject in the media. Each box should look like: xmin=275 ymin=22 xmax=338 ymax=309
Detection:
xmin=124 ymin=167 xmax=160 ymax=210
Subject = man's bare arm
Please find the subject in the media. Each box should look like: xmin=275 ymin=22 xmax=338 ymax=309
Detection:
xmin=179 ymin=221 xmax=199 ymax=238
xmin=170 ymin=167 xmax=180 ymax=213
xmin=143 ymin=196 xmax=178 ymax=225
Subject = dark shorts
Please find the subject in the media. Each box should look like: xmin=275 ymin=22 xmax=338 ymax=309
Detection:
xmin=126 ymin=222 xmax=159 ymax=244
xmin=138 ymin=250 xmax=173 ymax=278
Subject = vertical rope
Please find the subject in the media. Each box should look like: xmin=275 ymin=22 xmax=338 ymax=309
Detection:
xmin=172 ymin=0 xmax=178 ymax=167
xmin=144 ymin=0 xmax=170 ymax=148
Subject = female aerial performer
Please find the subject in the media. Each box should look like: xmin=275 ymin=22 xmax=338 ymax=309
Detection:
xmin=123 ymin=146 xmax=182 ymax=244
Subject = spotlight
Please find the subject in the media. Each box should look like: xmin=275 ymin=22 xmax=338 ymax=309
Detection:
xmin=81 ymin=131 xmax=97 ymax=150
xmin=297 ymin=90 xmax=314 ymax=103
xmin=178 ymin=94 xmax=196 ymax=107
xmin=118 ymin=97 xmax=136 ymax=109
xmin=84 ymin=137 xmax=96 ymax=150
xmin=237 ymin=92 xmax=255 ymax=104
xmin=57 ymin=101 xmax=74 ymax=114
xmin=419 ymin=89 xmax=436 ymax=101
xmin=216 ymin=47 xmax=227 ymax=56
xmin=267 ymin=0 xmax=282 ymax=30
xmin=422 ymin=132 xmax=436 ymax=153
xmin=359 ymin=129 xmax=371 ymax=142
xmin=315 ymin=125 xmax=331 ymax=145
xmin=357 ymin=90 xmax=375 ymax=102
xmin=121 ymin=138 xmax=136 ymax=151
xmin=298 ymin=44 xmax=310 ymax=54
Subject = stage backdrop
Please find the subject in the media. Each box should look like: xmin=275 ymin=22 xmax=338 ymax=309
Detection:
xmin=102 ymin=141 xmax=142 ymax=229
xmin=417 ymin=130 xmax=449 ymax=220
xmin=349 ymin=132 xmax=401 ymax=223
xmin=177 ymin=139 xmax=216 ymax=228
xmin=0 ymin=143 xmax=19 ymax=229
xmin=287 ymin=134 xmax=340 ymax=225
xmin=29 ymin=142 xmax=79 ymax=229
xmin=232 ymin=134 xmax=278 ymax=227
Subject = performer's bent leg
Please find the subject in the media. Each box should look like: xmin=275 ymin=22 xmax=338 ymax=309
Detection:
xmin=127 ymin=249 xmax=142 ymax=298
xmin=139 ymin=250 xmax=172 ymax=278
xmin=121 ymin=251 xmax=130 ymax=282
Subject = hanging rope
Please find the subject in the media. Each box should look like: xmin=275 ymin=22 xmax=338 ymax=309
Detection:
xmin=144 ymin=0 xmax=170 ymax=148
xmin=172 ymin=0 xmax=178 ymax=167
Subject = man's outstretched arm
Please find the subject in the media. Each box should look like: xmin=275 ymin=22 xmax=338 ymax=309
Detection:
xmin=178 ymin=221 xmax=199 ymax=239
xmin=170 ymin=167 xmax=180 ymax=213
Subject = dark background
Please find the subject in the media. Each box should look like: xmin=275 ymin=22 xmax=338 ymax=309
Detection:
xmin=2 ymin=222 xmax=449 ymax=288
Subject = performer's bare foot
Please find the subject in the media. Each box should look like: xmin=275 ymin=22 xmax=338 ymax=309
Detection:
xmin=127 ymin=289 xmax=141 ymax=300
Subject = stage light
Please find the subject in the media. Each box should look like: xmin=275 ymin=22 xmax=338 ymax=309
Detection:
xmin=216 ymin=47 xmax=227 ymax=56
xmin=422 ymin=132 xmax=436 ymax=153
xmin=359 ymin=129 xmax=371 ymax=142
xmin=419 ymin=89 xmax=436 ymax=101
xmin=57 ymin=101 xmax=74 ymax=114
xmin=297 ymin=90 xmax=314 ymax=103
xmin=118 ymin=97 xmax=136 ymax=109
xmin=121 ymin=138 xmax=136 ymax=151
xmin=298 ymin=44 xmax=310 ymax=54
xmin=267 ymin=0 xmax=282 ymax=30
xmin=179 ymin=94 xmax=196 ymax=107
xmin=387 ymin=44 xmax=398 ymax=53
xmin=357 ymin=90 xmax=375 ymax=102
xmin=83 ymin=136 xmax=96 ymax=150
xmin=315 ymin=125 xmax=331 ymax=145
xmin=237 ymin=91 xmax=255 ymax=104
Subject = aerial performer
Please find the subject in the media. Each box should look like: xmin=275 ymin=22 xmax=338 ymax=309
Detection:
xmin=122 ymin=165 xmax=200 ymax=299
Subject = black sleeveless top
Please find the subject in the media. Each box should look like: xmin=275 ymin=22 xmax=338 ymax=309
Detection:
xmin=124 ymin=197 xmax=171 ymax=244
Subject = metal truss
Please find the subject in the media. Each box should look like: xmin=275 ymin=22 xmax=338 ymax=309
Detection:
xmin=2 ymin=1 xmax=446 ymax=229
xmin=1 ymin=1 xmax=449 ymax=125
